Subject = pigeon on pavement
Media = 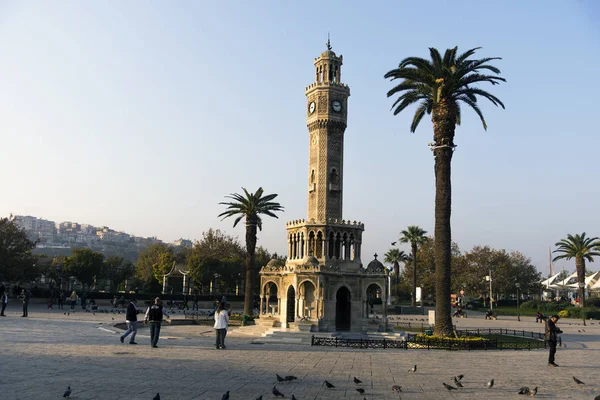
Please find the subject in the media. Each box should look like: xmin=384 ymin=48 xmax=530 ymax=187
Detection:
xmin=443 ymin=383 xmax=457 ymax=391
xmin=530 ymin=387 xmax=538 ymax=397
xmin=573 ymin=376 xmax=585 ymax=385
xmin=291 ymin=395 xmax=297 ymax=400
xmin=323 ymin=380 xmax=335 ymax=388
xmin=255 ymin=396 xmax=262 ymax=400
xmin=152 ymin=393 xmax=160 ymax=400
xmin=392 ymin=385 xmax=402 ymax=393
xmin=272 ymin=386 xmax=285 ymax=397
xmin=518 ymin=387 xmax=530 ymax=395
xmin=356 ymin=388 xmax=365 ymax=394
xmin=409 ymin=365 xmax=417 ymax=373
xmin=284 ymin=375 xmax=298 ymax=381
xmin=353 ymin=377 xmax=362 ymax=384
xmin=221 ymin=390 xmax=229 ymax=400
xmin=276 ymin=374 xmax=285 ymax=383
xmin=487 ymin=379 xmax=495 ymax=388
xmin=454 ymin=379 xmax=464 ymax=388
xmin=63 ymin=386 xmax=72 ymax=398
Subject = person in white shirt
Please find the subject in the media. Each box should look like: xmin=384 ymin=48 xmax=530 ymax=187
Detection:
xmin=213 ymin=301 xmax=231 ymax=349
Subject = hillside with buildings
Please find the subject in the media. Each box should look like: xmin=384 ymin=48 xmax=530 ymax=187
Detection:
xmin=14 ymin=215 xmax=192 ymax=261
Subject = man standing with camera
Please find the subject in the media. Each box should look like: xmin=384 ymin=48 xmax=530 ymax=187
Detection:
xmin=545 ymin=315 xmax=562 ymax=367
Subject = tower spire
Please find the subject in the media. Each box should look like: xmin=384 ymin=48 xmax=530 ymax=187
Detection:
xmin=326 ymin=32 xmax=331 ymax=50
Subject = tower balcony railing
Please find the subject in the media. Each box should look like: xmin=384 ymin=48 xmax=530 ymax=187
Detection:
xmin=286 ymin=218 xmax=364 ymax=229
xmin=305 ymin=81 xmax=349 ymax=92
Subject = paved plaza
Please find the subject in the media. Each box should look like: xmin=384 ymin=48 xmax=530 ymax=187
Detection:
xmin=0 ymin=304 xmax=599 ymax=400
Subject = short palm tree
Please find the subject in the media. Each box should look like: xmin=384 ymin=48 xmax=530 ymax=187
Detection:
xmin=553 ymin=233 xmax=600 ymax=326
xmin=385 ymin=47 xmax=505 ymax=336
xmin=219 ymin=187 xmax=284 ymax=316
xmin=399 ymin=226 xmax=428 ymax=307
xmin=384 ymin=248 xmax=409 ymax=302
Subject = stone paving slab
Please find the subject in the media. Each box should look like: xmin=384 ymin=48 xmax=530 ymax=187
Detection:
xmin=0 ymin=304 xmax=599 ymax=399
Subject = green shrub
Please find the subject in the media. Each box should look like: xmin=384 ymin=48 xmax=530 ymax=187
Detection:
xmin=589 ymin=298 xmax=600 ymax=308
xmin=520 ymin=300 xmax=538 ymax=310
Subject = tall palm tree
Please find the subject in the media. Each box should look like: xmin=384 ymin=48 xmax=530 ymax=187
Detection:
xmin=384 ymin=248 xmax=409 ymax=302
xmin=399 ymin=226 xmax=428 ymax=307
xmin=219 ymin=187 xmax=284 ymax=316
xmin=553 ymin=233 xmax=600 ymax=326
xmin=385 ymin=47 xmax=505 ymax=336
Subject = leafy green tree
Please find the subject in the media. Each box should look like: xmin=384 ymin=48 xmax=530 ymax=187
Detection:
xmin=553 ymin=233 xmax=600 ymax=325
xmin=400 ymin=237 xmax=462 ymax=304
xmin=454 ymin=246 xmax=543 ymax=304
xmin=384 ymin=248 xmax=409 ymax=302
xmin=135 ymin=243 xmax=175 ymax=291
xmin=399 ymin=226 xmax=428 ymax=307
xmin=219 ymin=187 xmax=284 ymax=316
xmin=63 ymin=248 xmax=105 ymax=290
xmin=102 ymin=256 xmax=135 ymax=292
xmin=385 ymin=47 xmax=505 ymax=336
xmin=187 ymin=229 xmax=245 ymax=292
xmin=0 ymin=216 xmax=39 ymax=283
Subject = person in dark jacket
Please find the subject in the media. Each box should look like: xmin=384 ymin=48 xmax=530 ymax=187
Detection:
xmin=120 ymin=299 xmax=139 ymax=344
xmin=20 ymin=289 xmax=30 ymax=317
xmin=144 ymin=298 xmax=170 ymax=348
xmin=545 ymin=315 xmax=562 ymax=367
xmin=1 ymin=289 xmax=8 ymax=316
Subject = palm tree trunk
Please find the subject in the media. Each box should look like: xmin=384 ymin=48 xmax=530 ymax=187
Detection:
xmin=576 ymin=256 xmax=586 ymax=326
xmin=244 ymin=221 xmax=258 ymax=316
xmin=432 ymin=100 xmax=456 ymax=337
xmin=393 ymin=261 xmax=400 ymax=303
xmin=411 ymin=244 xmax=417 ymax=307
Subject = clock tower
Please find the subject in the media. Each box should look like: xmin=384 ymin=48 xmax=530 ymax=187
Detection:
xmin=259 ymin=42 xmax=386 ymax=333
xmin=305 ymin=39 xmax=350 ymax=222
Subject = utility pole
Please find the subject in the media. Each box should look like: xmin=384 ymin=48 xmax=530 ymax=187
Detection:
xmin=489 ymin=270 xmax=493 ymax=312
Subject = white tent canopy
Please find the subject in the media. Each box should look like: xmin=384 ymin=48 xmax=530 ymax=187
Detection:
xmin=549 ymin=271 xmax=600 ymax=290
xmin=549 ymin=272 xmax=578 ymax=290
xmin=541 ymin=272 xmax=562 ymax=289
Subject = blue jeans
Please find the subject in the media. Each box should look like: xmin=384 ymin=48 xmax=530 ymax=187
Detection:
xmin=149 ymin=322 xmax=161 ymax=347
xmin=121 ymin=321 xmax=137 ymax=342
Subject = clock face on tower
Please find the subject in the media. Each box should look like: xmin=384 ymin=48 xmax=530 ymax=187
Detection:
xmin=309 ymin=101 xmax=316 ymax=114
xmin=332 ymin=100 xmax=342 ymax=113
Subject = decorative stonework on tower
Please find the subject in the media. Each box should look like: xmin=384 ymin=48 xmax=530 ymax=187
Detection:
xmin=305 ymin=41 xmax=350 ymax=222
xmin=259 ymin=42 xmax=387 ymax=333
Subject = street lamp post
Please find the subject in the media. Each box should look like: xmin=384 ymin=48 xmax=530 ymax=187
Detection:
xmin=515 ymin=282 xmax=521 ymax=322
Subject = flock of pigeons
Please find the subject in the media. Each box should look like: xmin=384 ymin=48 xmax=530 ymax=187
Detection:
xmin=60 ymin=365 xmax=591 ymax=399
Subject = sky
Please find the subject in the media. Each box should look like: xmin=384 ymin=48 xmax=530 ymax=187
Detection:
xmin=1 ymin=1 xmax=599 ymax=276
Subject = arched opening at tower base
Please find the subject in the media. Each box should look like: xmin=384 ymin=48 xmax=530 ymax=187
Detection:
xmin=286 ymin=286 xmax=296 ymax=323
xmin=336 ymin=286 xmax=351 ymax=331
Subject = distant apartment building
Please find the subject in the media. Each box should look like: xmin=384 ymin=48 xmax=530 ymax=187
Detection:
xmin=15 ymin=215 xmax=56 ymax=233
xmin=170 ymin=238 xmax=193 ymax=249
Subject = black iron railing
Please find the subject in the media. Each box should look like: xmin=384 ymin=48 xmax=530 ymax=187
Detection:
xmin=311 ymin=332 xmax=546 ymax=351
xmin=311 ymin=336 xmax=405 ymax=349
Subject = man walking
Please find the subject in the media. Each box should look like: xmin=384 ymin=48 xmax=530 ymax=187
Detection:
xmin=545 ymin=315 xmax=562 ymax=367
xmin=120 ymin=298 xmax=139 ymax=345
xmin=1 ymin=289 xmax=8 ymax=316
xmin=144 ymin=298 xmax=170 ymax=348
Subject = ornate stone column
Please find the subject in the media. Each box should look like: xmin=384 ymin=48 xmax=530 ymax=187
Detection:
xmin=260 ymin=296 xmax=265 ymax=316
